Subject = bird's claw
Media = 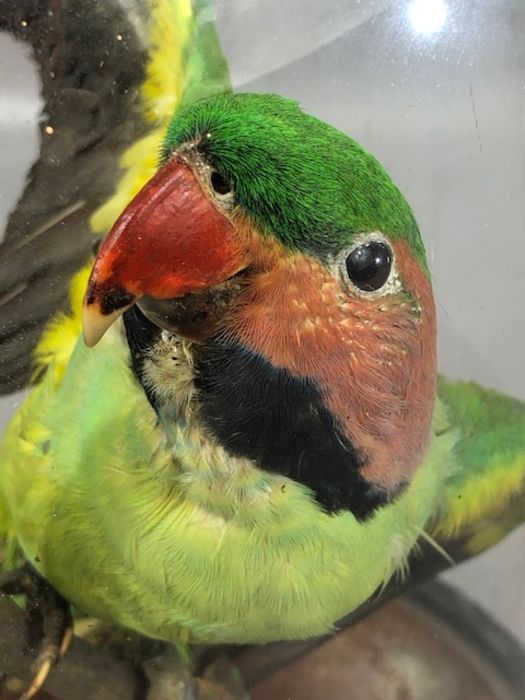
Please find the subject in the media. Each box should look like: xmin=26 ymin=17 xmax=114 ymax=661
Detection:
xmin=0 ymin=563 xmax=73 ymax=699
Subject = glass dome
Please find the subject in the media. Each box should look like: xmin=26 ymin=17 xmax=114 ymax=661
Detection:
xmin=0 ymin=0 xmax=524 ymax=697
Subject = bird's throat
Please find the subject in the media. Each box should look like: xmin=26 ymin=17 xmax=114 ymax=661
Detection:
xmin=123 ymin=306 xmax=391 ymax=520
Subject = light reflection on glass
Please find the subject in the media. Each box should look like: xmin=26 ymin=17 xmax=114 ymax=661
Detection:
xmin=408 ymin=0 xmax=448 ymax=35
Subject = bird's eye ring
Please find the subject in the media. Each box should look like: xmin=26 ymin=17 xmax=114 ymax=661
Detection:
xmin=210 ymin=170 xmax=233 ymax=197
xmin=344 ymin=240 xmax=393 ymax=292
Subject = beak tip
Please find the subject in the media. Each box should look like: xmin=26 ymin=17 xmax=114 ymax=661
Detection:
xmin=82 ymin=301 xmax=130 ymax=348
xmin=82 ymin=303 xmax=104 ymax=348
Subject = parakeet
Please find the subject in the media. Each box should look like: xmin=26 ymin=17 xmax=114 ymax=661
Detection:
xmin=2 ymin=87 xmax=525 ymax=648
xmin=1 ymin=0 xmax=525 ymax=697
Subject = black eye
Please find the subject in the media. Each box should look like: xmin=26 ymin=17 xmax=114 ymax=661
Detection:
xmin=210 ymin=170 xmax=233 ymax=196
xmin=345 ymin=240 xmax=392 ymax=292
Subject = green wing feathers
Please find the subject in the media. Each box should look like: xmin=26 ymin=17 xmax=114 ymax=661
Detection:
xmin=435 ymin=377 xmax=525 ymax=549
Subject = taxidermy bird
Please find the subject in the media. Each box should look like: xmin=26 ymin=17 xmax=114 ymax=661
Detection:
xmin=1 ymin=0 xmax=524 ymax=698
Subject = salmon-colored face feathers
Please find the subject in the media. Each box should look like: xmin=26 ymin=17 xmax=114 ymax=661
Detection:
xmin=227 ymin=237 xmax=437 ymax=492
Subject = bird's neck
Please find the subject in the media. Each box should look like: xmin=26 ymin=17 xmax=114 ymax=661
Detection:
xmin=123 ymin=305 xmax=388 ymax=521
xmin=123 ymin=306 xmax=317 ymax=525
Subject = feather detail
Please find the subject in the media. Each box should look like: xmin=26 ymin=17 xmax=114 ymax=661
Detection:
xmin=91 ymin=0 xmax=194 ymax=238
xmin=33 ymin=267 xmax=91 ymax=384
xmin=0 ymin=344 xmax=453 ymax=643
xmin=434 ymin=379 xmax=525 ymax=541
xmin=33 ymin=0 xmax=228 ymax=377
xmin=435 ymin=457 xmax=525 ymax=540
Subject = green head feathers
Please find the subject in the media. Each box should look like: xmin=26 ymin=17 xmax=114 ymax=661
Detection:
xmin=163 ymin=92 xmax=427 ymax=270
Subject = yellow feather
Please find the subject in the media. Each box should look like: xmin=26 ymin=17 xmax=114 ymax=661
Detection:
xmin=33 ymin=267 xmax=91 ymax=384
xmin=465 ymin=524 xmax=512 ymax=555
xmin=33 ymin=0 xmax=193 ymax=377
xmin=433 ymin=456 xmax=525 ymax=540
xmin=141 ymin=0 xmax=192 ymax=123
xmin=90 ymin=131 xmax=165 ymax=235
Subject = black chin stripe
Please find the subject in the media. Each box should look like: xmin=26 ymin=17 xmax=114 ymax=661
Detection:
xmin=123 ymin=306 xmax=161 ymax=411
xmin=122 ymin=308 xmax=389 ymax=519
xmin=194 ymin=338 xmax=389 ymax=519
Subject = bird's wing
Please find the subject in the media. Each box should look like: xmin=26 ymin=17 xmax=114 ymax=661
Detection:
xmin=433 ymin=377 xmax=525 ymax=554
xmin=0 ymin=0 xmax=230 ymax=394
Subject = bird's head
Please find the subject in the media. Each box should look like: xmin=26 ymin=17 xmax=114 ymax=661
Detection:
xmin=83 ymin=93 xmax=436 ymax=519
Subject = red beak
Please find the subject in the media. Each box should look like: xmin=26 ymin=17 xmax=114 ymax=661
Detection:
xmin=82 ymin=157 xmax=245 ymax=346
